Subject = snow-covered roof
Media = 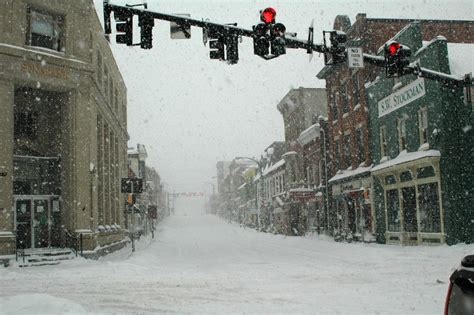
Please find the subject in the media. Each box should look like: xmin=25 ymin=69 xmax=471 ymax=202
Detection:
xmin=328 ymin=165 xmax=373 ymax=183
xmin=262 ymin=159 xmax=286 ymax=176
xmin=297 ymin=123 xmax=321 ymax=146
xmin=447 ymin=43 xmax=474 ymax=77
xmin=372 ymin=150 xmax=441 ymax=173
xmin=275 ymin=196 xmax=285 ymax=207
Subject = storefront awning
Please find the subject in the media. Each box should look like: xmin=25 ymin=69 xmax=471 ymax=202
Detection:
xmin=372 ymin=149 xmax=440 ymax=173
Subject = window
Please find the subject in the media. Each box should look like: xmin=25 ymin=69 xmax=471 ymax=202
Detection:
xmin=380 ymin=125 xmax=387 ymax=158
xmin=418 ymin=183 xmax=441 ymax=233
xmin=14 ymin=112 xmax=38 ymax=140
xmin=343 ymin=133 xmax=351 ymax=169
xmin=356 ymin=128 xmax=365 ymax=165
xmin=398 ymin=118 xmax=407 ymax=152
xmin=352 ymin=74 xmax=360 ymax=106
xmin=331 ymin=92 xmax=339 ymax=121
xmin=97 ymin=52 xmax=103 ymax=88
xmin=341 ymin=84 xmax=349 ymax=114
xmin=419 ymin=107 xmax=428 ymax=145
xmin=27 ymin=7 xmax=64 ymax=52
xmin=334 ymin=139 xmax=341 ymax=170
xmin=386 ymin=189 xmax=400 ymax=232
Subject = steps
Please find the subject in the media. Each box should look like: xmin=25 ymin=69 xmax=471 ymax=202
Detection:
xmin=17 ymin=248 xmax=76 ymax=267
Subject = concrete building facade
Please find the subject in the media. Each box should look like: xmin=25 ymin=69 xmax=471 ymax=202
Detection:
xmin=0 ymin=0 xmax=128 ymax=255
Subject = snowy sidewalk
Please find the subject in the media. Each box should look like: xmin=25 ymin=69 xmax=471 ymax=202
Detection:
xmin=1 ymin=198 xmax=472 ymax=314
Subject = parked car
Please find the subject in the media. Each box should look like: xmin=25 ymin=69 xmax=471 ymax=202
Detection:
xmin=445 ymin=255 xmax=474 ymax=315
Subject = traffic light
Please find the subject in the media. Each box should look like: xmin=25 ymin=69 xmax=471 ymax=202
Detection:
xmin=260 ymin=7 xmax=276 ymax=24
xmin=139 ymin=13 xmax=154 ymax=49
xmin=329 ymin=31 xmax=347 ymax=64
xmin=270 ymin=22 xmax=286 ymax=57
xmin=115 ymin=9 xmax=133 ymax=46
xmin=225 ymin=33 xmax=239 ymax=64
xmin=127 ymin=194 xmax=136 ymax=205
xmin=208 ymin=28 xmax=225 ymax=60
xmin=384 ymin=41 xmax=412 ymax=77
xmin=253 ymin=23 xmax=269 ymax=57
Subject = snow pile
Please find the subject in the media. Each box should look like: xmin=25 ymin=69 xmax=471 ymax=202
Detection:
xmin=0 ymin=294 xmax=88 ymax=314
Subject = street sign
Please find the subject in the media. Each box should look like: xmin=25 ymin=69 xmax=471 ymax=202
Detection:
xmin=121 ymin=178 xmax=144 ymax=193
xmin=348 ymin=47 xmax=364 ymax=68
xmin=170 ymin=14 xmax=191 ymax=39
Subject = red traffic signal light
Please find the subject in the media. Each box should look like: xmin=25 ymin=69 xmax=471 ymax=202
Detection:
xmin=260 ymin=7 xmax=276 ymax=24
xmin=388 ymin=42 xmax=401 ymax=56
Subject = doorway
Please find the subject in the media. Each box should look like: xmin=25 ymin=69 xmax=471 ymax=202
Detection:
xmin=15 ymin=196 xmax=60 ymax=249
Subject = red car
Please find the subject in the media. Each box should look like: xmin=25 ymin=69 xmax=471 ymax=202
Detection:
xmin=445 ymin=255 xmax=474 ymax=315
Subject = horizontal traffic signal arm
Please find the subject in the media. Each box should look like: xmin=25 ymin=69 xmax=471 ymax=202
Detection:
xmin=103 ymin=2 xmax=327 ymax=53
xmin=103 ymin=2 xmax=472 ymax=88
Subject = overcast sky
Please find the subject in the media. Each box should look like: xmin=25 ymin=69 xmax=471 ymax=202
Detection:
xmin=93 ymin=0 xmax=472 ymax=193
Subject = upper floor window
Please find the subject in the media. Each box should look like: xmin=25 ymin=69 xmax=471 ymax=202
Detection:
xmin=27 ymin=7 xmax=64 ymax=52
xmin=343 ymin=133 xmax=351 ymax=168
xmin=419 ymin=107 xmax=428 ymax=145
xmin=356 ymin=127 xmax=365 ymax=165
xmin=341 ymin=84 xmax=349 ymax=114
xmin=352 ymin=74 xmax=360 ymax=106
xmin=97 ymin=52 xmax=103 ymax=88
xmin=331 ymin=91 xmax=339 ymax=121
xmin=398 ymin=118 xmax=407 ymax=152
xmin=380 ymin=125 xmax=387 ymax=158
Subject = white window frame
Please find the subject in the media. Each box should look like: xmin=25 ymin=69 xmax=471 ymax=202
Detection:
xmin=380 ymin=125 xmax=387 ymax=158
xmin=418 ymin=107 xmax=429 ymax=145
xmin=398 ymin=118 xmax=407 ymax=152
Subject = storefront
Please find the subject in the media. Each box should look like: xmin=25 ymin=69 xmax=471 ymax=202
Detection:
xmin=329 ymin=168 xmax=374 ymax=241
xmin=372 ymin=152 xmax=444 ymax=245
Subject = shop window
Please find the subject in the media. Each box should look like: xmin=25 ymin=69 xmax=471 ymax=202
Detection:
xmin=402 ymin=187 xmax=417 ymax=232
xmin=418 ymin=183 xmax=441 ymax=233
xmin=386 ymin=189 xmax=400 ymax=232
xmin=27 ymin=7 xmax=64 ymax=52
xmin=417 ymin=166 xmax=435 ymax=179
xmin=380 ymin=125 xmax=387 ymax=158
xmin=398 ymin=118 xmax=407 ymax=152
xmin=14 ymin=112 xmax=38 ymax=140
xmin=385 ymin=175 xmax=396 ymax=185
xmin=419 ymin=107 xmax=428 ymax=145
xmin=400 ymin=171 xmax=412 ymax=182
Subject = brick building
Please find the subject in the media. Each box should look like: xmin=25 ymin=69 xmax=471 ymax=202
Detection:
xmin=316 ymin=13 xmax=474 ymax=241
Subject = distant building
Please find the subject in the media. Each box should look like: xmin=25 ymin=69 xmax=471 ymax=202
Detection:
xmin=0 ymin=0 xmax=128 ymax=256
xmin=277 ymin=88 xmax=327 ymax=235
xmin=367 ymin=22 xmax=474 ymax=245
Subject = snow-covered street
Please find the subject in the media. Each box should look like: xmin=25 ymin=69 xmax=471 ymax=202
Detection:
xmin=0 ymin=198 xmax=472 ymax=314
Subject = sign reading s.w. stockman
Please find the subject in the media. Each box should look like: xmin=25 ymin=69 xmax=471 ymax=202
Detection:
xmin=378 ymin=78 xmax=426 ymax=118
